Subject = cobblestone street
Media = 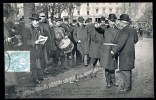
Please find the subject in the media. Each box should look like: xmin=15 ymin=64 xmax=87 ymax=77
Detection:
xmin=26 ymin=37 xmax=154 ymax=98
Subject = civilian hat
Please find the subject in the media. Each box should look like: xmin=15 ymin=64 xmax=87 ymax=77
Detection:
xmin=101 ymin=16 xmax=105 ymax=21
xmin=108 ymin=14 xmax=117 ymax=22
xmin=29 ymin=13 xmax=41 ymax=21
xmin=118 ymin=14 xmax=130 ymax=22
xmin=78 ymin=17 xmax=84 ymax=23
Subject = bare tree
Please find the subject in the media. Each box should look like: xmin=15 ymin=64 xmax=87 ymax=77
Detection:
xmin=35 ymin=3 xmax=82 ymax=22
xmin=64 ymin=3 xmax=82 ymax=23
xmin=3 ymin=3 xmax=19 ymax=21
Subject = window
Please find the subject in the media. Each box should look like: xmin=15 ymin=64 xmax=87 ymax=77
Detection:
xmin=77 ymin=10 xmax=80 ymax=15
xmin=87 ymin=10 xmax=90 ymax=15
xmin=116 ymin=9 xmax=118 ymax=13
xmin=96 ymin=9 xmax=99 ymax=13
xmin=110 ymin=8 xmax=112 ymax=12
xmin=87 ymin=3 xmax=89 ymax=6
xmin=103 ymin=8 xmax=105 ymax=13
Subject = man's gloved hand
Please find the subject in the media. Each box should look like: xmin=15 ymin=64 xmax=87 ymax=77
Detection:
xmin=35 ymin=40 xmax=40 ymax=44
xmin=77 ymin=40 xmax=81 ymax=43
xmin=111 ymin=51 xmax=114 ymax=55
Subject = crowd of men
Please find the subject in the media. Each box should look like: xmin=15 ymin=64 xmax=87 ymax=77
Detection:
xmin=4 ymin=11 xmax=139 ymax=98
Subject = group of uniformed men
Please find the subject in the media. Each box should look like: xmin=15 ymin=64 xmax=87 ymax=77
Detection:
xmin=4 ymin=11 xmax=138 ymax=98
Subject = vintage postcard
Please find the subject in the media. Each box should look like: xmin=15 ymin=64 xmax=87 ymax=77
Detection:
xmin=4 ymin=2 xmax=153 ymax=98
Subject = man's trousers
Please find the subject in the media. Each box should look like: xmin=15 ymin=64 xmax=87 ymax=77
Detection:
xmin=121 ymin=70 xmax=132 ymax=90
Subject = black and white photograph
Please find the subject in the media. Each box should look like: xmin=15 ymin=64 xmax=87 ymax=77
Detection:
xmin=4 ymin=2 xmax=153 ymax=98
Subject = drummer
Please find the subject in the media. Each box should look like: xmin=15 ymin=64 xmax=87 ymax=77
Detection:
xmin=52 ymin=18 xmax=69 ymax=68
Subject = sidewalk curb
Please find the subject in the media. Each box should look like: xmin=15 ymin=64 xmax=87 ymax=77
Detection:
xmin=22 ymin=67 xmax=103 ymax=97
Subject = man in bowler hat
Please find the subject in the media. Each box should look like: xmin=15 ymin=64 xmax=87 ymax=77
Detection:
xmin=111 ymin=14 xmax=138 ymax=92
xmin=25 ymin=13 xmax=45 ymax=84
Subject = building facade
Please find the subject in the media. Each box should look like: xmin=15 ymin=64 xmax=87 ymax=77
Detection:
xmin=61 ymin=3 xmax=124 ymax=22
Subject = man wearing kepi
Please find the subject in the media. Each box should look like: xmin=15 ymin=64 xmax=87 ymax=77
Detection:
xmin=111 ymin=14 xmax=138 ymax=92
xmin=25 ymin=13 xmax=45 ymax=84
xmin=39 ymin=12 xmax=55 ymax=73
xmin=100 ymin=14 xmax=119 ymax=88
xmin=73 ymin=17 xmax=88 ymax=65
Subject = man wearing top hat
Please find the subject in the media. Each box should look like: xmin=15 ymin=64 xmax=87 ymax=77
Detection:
xmin=25 ymin=13 xmax=45 ymax=84
xmin=111 ymin=14 xmax=138 ymax=92
xmin=99 ymin=14 xmax=119 ymax=88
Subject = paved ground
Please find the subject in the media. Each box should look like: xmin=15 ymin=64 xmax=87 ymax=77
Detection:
xmin=25 ymin=37 xmax=154 ymax=98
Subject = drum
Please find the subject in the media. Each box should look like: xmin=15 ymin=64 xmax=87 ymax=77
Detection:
xmin=59 ymin=38 xmax=74 ymax=54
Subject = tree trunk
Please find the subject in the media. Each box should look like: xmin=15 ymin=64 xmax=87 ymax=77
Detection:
xmin=51 ymin=3 xmax=55 ymax=22
xmin=24 ymin=3 xmax=35 ymax=27
xmin=68 ymin=4 xmax=73 ymax=23
xmin=58 ymin=6 xmax=61 ymax=18
xmin=13 ymin=3 xmax=18 ymax=20
xmin=43 ymin=3 xmax=48 ymax=18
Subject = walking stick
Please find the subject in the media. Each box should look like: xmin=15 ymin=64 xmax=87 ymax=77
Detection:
xmin=74 ymin=48 xmax=76 ymax=64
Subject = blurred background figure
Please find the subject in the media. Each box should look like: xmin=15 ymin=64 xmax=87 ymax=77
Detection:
xmin=138 ymin=28 xmax=143 ymax=40
xmin=4 ymin=6 xmax=18 ymax=98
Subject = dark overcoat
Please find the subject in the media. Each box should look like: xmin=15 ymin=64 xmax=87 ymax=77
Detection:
xmin=112 ymin=25 xmax=138 ymax=70
xmin=73 ymin=25 xmax=88 ymax=57
xmin=39 ymin=22 xmax=55 ymax=51
xmin=25 ymin=25 xmax=46 ymax=69
xmin=87 ymin=23 xmax=103 ymax=58
xmin=100 ymin=26 xmax=119 ymax=70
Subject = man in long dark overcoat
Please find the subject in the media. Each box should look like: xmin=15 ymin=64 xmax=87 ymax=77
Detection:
xmin=25 ymin=13 xmax=45 ymax=84
xmin=73 ymin=17 xmax=88 ymax=65
xmin=99 ymin=14 xmax=119 ymax=88
xmin=39 ymin=13 xmax=55 ymax=73
xmin=87 ymin=21 xmax=103 ymax=67
xmin=111 ymin=14 xmax=138 ymax=92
